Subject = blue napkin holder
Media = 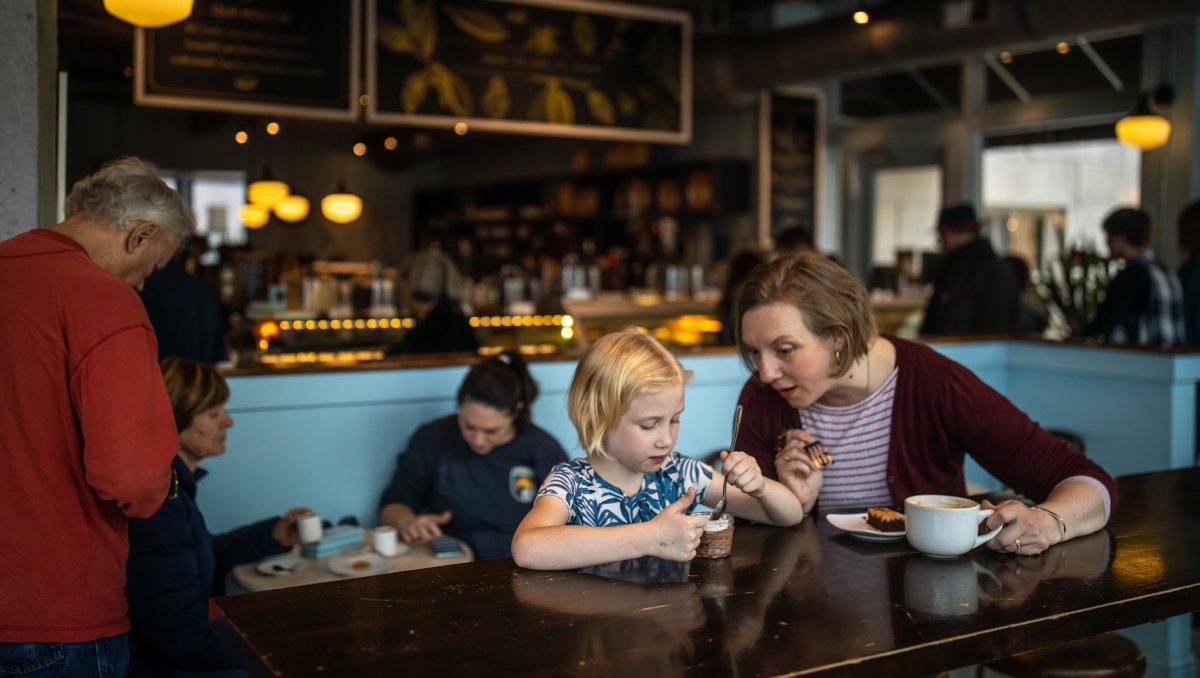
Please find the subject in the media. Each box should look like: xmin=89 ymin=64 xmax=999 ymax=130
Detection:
xmin=300 ymin=525 xmax=365 ymax=559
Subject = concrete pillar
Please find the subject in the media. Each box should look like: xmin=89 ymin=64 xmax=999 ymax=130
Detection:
xmin=0 ymin=0 xmax=56 ymax=242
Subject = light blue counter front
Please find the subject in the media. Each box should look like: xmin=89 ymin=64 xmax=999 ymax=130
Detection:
xmin=200 ymin=341 xmax=1199 ymax=535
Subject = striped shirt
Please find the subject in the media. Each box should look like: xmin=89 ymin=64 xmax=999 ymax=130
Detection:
xmin=801 ymin=367 xmax=899 ymax=511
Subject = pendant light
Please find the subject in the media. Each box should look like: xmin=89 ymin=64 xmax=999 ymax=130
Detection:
xmin=240 ymin=204 xmax=270 ymax=229
xmin=274 ymin=195 xmax=311 ymax=222
xmin=104 ymin=0 xmax=193 ymax=28
xmin=321 ymin=136 xmax=363 ymax=224
xmin=247 ymin=179 xmax=289 ymax=207
xmin=1116 ymin=84 xmax=1174 ymax=151
xmin=321 ymin=189 xmax=363 ymax=224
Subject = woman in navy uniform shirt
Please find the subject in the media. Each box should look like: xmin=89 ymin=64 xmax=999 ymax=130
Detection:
xmin=379 ymin=351 xmax=568 ymax=559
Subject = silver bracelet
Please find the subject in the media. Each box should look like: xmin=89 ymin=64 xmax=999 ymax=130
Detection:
xmin=1033 ymin=505 xmax=1067 ymax=537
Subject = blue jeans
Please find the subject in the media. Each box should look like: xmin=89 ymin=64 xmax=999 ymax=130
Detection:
xmin=0 ymin=634 xmax=128 ymax=677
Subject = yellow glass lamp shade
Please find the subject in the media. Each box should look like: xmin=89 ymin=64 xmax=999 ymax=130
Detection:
xmin=1115 ymin=115 xmax=1171 ymax=151
xmin=247 ymin=180 xmax=289 ymax=207
xmin=321 ymin=193 xmax=363 ymax=224
xmin=104 ymin=0 xmax=193 ymax=28
xmin=273 ymin=195 xmax=310 ymax=222
xmin=240 ymin=204 xmax=270 ymax=229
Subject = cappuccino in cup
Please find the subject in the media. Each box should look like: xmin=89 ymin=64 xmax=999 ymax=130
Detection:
xmin=904 ymin=494 xmax=1002 ymax=558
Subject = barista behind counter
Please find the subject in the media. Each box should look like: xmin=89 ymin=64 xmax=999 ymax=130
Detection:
xmin=388 ymin=249 xmax=478 ymax=356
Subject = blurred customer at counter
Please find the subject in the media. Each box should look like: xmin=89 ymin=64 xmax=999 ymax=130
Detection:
xmin=126 ymin=358 xmax=309 ymax=678
xmin=717 ymin=249 xmax=767 ymax=345
xmin=773 ymin=224 xmax=815 ymax=258
xmin=1003 ymin=255 xmax=1049 ymax=335
xmin=379 ymin=351 xmax=567 ymax=559
xmin=735 ymin=253 xmax=1114 ymax=557
xmin=1084 ymin=208 xmax=1184 ymax=347
xmin=139 ymin=238 xmax=228 ymax=364
xmin=389 ymin=248 xmax=478 ymax=355
xmin=0 ymin=157 xmax=185 ymax=675
xmin=1176 ymin=200 xmax=1200 ymax=347
xmin=921 ymin=203 xmax=1019 ymax=337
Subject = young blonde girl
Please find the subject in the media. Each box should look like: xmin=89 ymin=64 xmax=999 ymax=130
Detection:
xmin=511 ymin=328 xmax=804 ymax=570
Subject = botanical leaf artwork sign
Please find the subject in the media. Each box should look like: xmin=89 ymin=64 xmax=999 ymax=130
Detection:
xmin=367 ymin=0 xmax=691 ymax=143
xmin=135 ymin=0 xmax=360 ymax=121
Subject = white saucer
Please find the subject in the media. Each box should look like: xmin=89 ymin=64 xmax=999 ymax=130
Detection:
xmin=826 ymin=512 xmax=907 ymax=542
xmin=328 ymin=552 xmax=390 ymax=578
xmin=256 ymin=554 xmax=308 ymax=576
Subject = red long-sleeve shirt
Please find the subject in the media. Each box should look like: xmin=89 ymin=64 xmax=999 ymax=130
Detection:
xmin=0 ymin=229 xmax=179 ymax=643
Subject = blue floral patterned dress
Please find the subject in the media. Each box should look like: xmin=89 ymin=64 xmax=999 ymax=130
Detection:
xmin=537 ymin=451 xmax=713 ymax=526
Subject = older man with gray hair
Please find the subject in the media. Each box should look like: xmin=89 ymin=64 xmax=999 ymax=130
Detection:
xmin=0 ymin=157 xmax=191 ymax=676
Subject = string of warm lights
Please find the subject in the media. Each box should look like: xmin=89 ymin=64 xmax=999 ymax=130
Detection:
xmin=273 ymin=315 xmax=576 ymax=332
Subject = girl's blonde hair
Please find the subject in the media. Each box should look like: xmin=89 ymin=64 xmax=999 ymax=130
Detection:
xmin=567 ymin=328 xmax=693 ymax=458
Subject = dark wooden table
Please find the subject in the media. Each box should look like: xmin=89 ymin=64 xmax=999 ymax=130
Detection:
xmin=214 ymin=468 xmax=1200 ymax=676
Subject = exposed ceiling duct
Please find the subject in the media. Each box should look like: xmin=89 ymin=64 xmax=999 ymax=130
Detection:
xmin=694 ymin=0 xmax=1200 ymax=101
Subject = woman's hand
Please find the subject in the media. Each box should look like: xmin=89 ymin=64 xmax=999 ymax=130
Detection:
xmin=773 ymin=429 xmax=824 ymax=511
xmin=647 ymin=488 xmax=708 ymax=561
xmin=399 ymin=510 xmax=453 ymax=543
xmin=719 ymin=450 xmax=766 ymax=498
xmin=273 ymin=507 xmax=312 ymax=548
xmin=981 ymin=499 xmax=1062 ymax=556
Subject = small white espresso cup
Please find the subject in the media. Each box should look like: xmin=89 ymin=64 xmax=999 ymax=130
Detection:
xmin=372 ymin=526 xmax=399 ymax=556
xmin=904 ymin=495 xmax=1002 ymax=558
xmin=296 ymin=512 xmax=323 ymax=544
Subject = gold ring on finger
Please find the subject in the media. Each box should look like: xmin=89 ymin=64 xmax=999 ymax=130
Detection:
xmin=1014 ymin=538 xmax=1022 ymax=550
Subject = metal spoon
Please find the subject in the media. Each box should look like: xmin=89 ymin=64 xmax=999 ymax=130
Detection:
xmin=710 ymin=404 xmax=742 ymax=521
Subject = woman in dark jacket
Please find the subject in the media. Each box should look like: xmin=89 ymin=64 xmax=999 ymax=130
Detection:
xmin=126 ymin=358 xmax=308 ymax=677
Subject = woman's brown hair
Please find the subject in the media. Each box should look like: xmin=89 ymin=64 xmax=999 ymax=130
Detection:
xmin=733 ymin=252 xmax=877 ymax=377
xmin=160 ymin=357 xmax=230 ymax=433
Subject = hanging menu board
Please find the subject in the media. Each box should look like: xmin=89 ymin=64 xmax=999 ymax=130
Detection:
xmin=367 ymin=0 xmax=691 ymax=143
xmin=135 ymin=0 xmax=360 ymax=121
xmin=760 ymin=92 xmax=821 ymax=238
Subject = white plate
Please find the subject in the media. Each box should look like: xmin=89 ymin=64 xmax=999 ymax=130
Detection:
xmin=826 ymin=512 xmax=907 ymax=542
xmin=256 ymin=554 xmax=308 ymax=576
xmin=328 ymin=552 xmax=390 ymax=578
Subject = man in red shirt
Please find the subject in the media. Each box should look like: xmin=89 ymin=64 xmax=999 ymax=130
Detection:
xmin=0 ymin=157 xmax=189 ymax=676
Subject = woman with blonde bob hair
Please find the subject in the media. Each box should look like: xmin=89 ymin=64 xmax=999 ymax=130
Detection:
xmin=512 ymin=328 xmax=804 ymax=570
xmin=734 ymin=252 xmax=1116 ymax=556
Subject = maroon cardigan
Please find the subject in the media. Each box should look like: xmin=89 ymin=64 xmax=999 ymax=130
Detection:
xmin=736 ymin=337 xmax=1117 ymax=511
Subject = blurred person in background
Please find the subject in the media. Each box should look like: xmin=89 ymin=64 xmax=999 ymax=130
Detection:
xmin=773 ymin=224 xmax=815 ymax=258
xmin=1084 ymin=207 xmax=1183 ymax=347
xmin=126 ymin=358 xmax=309 ymax=677
xmin=1176 ymin=200 xmax=1200 ymax=347
xmin=0 ymin=157 xmax=185 ymax=676
xmin=717 ymin=249 xmax=767 ymax=345
xmin=920 ymin=203 xmax=1019 ymax=337
xmin=391 ymin=248 xmax=478 ymax=355
xmin=140 ymin=236 xmax=228 ymax=364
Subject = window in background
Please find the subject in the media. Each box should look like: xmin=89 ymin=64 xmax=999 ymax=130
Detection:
xmin=872 ymin=165 xmax=942 ymax=285
xmin=982 ymin=139 xmax=1140 ymax=268
xmin=162 ymin=171 xmax=248 ymax=248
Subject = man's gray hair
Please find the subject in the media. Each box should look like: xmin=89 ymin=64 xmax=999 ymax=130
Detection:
xmin=65 ymin=157 xmax=194 ymax=238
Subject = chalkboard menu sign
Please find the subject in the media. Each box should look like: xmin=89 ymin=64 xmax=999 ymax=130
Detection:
xmin=762 ymin=92 xmax=820 ymax=237
xmin=367 ymin=0 xmax=691 ymax=143
xmin=135 ymin=0 xmax=361 ymax=121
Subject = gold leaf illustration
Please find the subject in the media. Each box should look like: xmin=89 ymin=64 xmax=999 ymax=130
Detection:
xmin=603 ymin=18 xmax=628 ymax=59
xmin=402 ymin=0 xmax=437 ymax=61
xmin=402 ymin=69 xmax=428 ymax=112
xmin=585 ymin=90 xmax=615 ymax=125
xmin=378 ymin=18 xmax=416 ymax=55
xmin=617 ymin=92 xmax=637 ymax=115
xmin=445 ymin=6 xmax=508 ymax=43
xmin=527 ymin=87 xmax=548 ymax=122
xmin=505 ymin=9 xmax=528 ymax=26
xmin=545 ymin=79 xmax=575 ymax=124
xmin=572 ymin=15 xmax=596 ymax=56
xmin=428 ymin=63 xmax=473 ymax=117
xmin=481 ymin=75 xmax=511 ymax=118
xmin=526 ymin=23 xmax=560 ymax=55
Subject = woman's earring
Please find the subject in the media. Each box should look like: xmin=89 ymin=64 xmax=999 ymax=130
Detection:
xmin=835 ymin=348 xmax=843 ymax=365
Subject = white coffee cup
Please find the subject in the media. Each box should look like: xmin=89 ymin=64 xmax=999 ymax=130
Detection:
xmin=373 ymin=526 xmax=399 ymax=556
xmin=297 ymin=512 xmax=323 ymax=544
xmin=904 ymin=494 xmax=1002 ymax=558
